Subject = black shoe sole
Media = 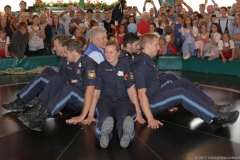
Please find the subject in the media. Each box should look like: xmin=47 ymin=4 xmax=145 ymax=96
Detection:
xmin=100 ymin=117 xmax=114 ymax=148
xmin=2 ymin=108 xmax=25 ymax=112
xmin=23 ymin=121 xmax=42 ymax=131
xmin=221 ymin=112 xmax=239 ymax=127
xmin=120 ymin=116 xmax=134 ymax=148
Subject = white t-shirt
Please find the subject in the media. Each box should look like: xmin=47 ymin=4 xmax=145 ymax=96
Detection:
xmin=0 ymin=36 xmax=10 ymax=45
xmin=218 ymin=40 xmax=235 ymax=50
xmin=211 ymin=32 xmax=221 ymax=43
xmin=181 ymin=26 xmax=198 ymax=37
xmin=28 ymin=25 xmax=44 ymax=47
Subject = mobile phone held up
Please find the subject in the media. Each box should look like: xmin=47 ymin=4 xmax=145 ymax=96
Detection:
xmin=72 ymin=7 xmax=77 ymax=11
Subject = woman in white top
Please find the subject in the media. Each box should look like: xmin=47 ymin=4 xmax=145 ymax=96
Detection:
xmin=203 ymin=23 xmax=221 ymax=61
xmin=178 ymin=16 xmax=198 ymax=60
xmin=154 ymin=12 xmax=172 ymax=36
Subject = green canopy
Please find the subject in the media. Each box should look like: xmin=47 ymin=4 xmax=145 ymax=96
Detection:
xmin=79 ymin=0 xmax=85 ymax=9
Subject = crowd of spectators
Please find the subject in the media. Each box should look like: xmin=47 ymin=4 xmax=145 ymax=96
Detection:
xmin=0 ymin=0 xmax=240 ymax=62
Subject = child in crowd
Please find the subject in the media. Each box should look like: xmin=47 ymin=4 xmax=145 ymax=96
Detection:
xmin=195 ymin=23 xmax=209 ymax=57
xmin=231 ymin=13 xmax=240 ymax=59
xmin=148 ymin=23 xmax=160 ymax=38
xmin=27 ymin=15 xmax=44 ymax=56
xmin=72 ymin=28 xmax=83 ymax=39
xmin=0 ymin=28 xmax=11 ymax=58
xmin=76 ymin=36 xmax=88 ymax=52
xmin=178 ymin=16 xmax=198 ymax=59
xmin=165 ymin=26 xmax=177 ymax=55
xmin=89 ymin=19 xmax=99 ymax=29
xmin=203 ymin=23 xmax=221 ymax=61
xmin=158 ymin=36 xmax=167 ymax=55
xmin=115 ymin=24 xmax=126 ymax=46
xmin=174 ymin=14 xmax=184 ymax=54
xmin=9 ymin=22 xmax=29 ymax=58
xmin=193 ymin=21 xmax=198 ymax=27
xmin=218 ymin=33 xmax=235 ymax=63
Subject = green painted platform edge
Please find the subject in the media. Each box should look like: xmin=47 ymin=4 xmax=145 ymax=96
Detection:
xmin=157 ymin=55 xmax=183 ymax=70
xmin=0 ymin=55 xmax=60 ymax=71
xmin=157 ymin=56 xmax=240 ymax=76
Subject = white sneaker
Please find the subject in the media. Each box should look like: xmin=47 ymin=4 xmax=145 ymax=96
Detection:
xmin=183 ymin=53 xmax=191 ymax=60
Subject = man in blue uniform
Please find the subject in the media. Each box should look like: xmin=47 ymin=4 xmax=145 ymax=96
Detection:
xmin=2 ymin=34 xmax=73 ymax=112
xmin=22 ymin=39 xmax=97 ymax=131
xmin=120 ymin=33 xmax=181 ymax=89
xmin=84 ymin=26 xmax=108 ymax=64
xmin=133 ymin=34 xmax=239 ymax=129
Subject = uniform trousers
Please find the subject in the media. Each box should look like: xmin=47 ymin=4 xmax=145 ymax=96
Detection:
xmin=95 ymin=97 xmax=136 ymax=142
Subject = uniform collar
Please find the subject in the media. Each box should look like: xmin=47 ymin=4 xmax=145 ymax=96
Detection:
xmin=139 ymin=52 xmax=156 ymax=66
xmin=121 ymin=49 xmax=132 ymax=58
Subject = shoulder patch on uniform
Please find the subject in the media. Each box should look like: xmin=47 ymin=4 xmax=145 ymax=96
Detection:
xmin=130 ymin=72 xmax=134 ymax=81
xmin=88 ymin=70 xmax=96 ymax=79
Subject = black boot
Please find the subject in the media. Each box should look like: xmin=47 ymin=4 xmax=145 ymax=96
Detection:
xmin=214 ymin=111 xmax=239 ymax=127
xmin=26 ymin=97 xmax=38 ymax=107
xmin=18 ymin=103 xmax=43 ymax=122
xmin=212 ymin=102 xmax=233 ymax=113
xmin=23 ymin=103 xmax=51 ymax=131
xmin=2 ymin=97 xmax=25 ymax=112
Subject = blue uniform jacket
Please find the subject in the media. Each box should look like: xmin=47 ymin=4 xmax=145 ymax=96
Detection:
xmin=96 ymin=59 xmax=134 ymax=100
xmin=69 ymin=55 xmax=97 ymax=92
xmin=133 ymin=53 xmax=160 ymax=98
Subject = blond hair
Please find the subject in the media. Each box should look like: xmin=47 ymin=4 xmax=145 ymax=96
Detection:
xmin=139 ymin=33 xmax=158 ymax=49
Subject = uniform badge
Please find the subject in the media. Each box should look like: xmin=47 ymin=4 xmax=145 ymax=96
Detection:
xmin=67 ymin=67 xmax=72 ymax=70
xmin=79 ymin=62 xmax=82 ymax=67
xmin=71 ymin=79 xmax=78 ymax=83
xmin=130 ymin=72 xmax=134 ymax=81
xmin=88 ymin=70 xmax=96 ymax=79
xmin=124 ymin=74 xmax=128 ymax=80
xmin=76 ymin=69 xmax=80 ymax=74
xmin=67 ymin=62 xmax=69 ymax=65
xmin=117 ymin=71 xmax=124 ymax=76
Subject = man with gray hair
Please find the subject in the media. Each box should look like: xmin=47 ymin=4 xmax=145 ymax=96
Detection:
xmin=84 ymin=26 xmax=108 ymax=64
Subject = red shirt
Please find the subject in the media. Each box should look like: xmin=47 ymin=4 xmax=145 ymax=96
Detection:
xmin=116 ymin=33 xmax=125 ymax=45
xmin=137 ymin=20 xmax=150 ymax=35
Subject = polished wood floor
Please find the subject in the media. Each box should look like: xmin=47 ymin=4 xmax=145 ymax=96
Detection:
xmin=0 ymin=72 xmax=240 ymax=160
